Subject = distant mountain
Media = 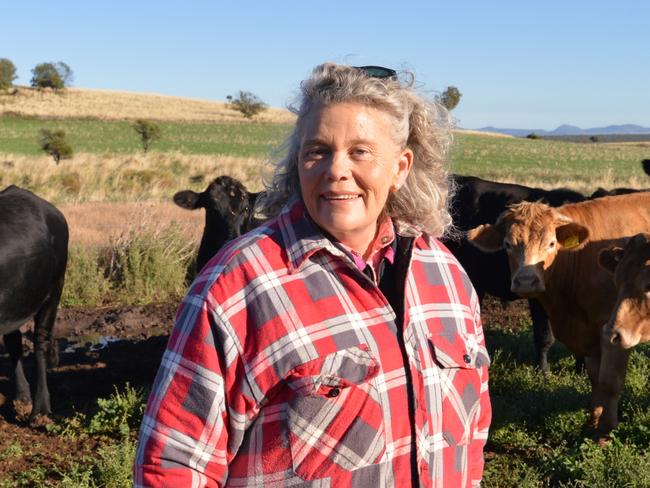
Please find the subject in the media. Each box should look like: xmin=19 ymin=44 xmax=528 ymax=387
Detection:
xmin=477 ymin=124 xmax=650 ymax=137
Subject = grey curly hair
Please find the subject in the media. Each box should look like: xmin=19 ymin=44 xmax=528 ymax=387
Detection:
xmin=257 ymin=62 xmax=454 ymax=238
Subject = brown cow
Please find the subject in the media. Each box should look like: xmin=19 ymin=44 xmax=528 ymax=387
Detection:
xmin=599 ymin=233 xmax=650 ymax=348
xmin=466 ymin=192 xmax=650 ymax=437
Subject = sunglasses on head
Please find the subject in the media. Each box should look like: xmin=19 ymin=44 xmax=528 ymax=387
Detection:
xmin=353 ymin=65 xmax=397 ymax=79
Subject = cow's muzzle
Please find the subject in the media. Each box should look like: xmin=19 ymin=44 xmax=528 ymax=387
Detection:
xmin=511 ymin=267 xmax=545 ymax=296
xmin=602 ymin=323 xmax=637 ymax=349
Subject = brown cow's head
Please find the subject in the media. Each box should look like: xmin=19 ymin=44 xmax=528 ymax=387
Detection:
xmin=599 ymin=233 xmax=650 ymax=349
xmin=467 ymin=201 xmax=590 ymax=297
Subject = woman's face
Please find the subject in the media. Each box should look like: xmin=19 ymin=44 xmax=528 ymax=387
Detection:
xmin=298 ymin=102 xmax=413 ymax=256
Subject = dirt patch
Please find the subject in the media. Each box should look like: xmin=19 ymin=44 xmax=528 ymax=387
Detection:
xmin=0 ymin=302 xmax=177 ymax=483
xmin=0 ymin=297 xmax=530 ymax=483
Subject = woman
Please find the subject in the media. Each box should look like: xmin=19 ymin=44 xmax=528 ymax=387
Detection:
xmin=134 ymin=63 xmax=491 ymax=488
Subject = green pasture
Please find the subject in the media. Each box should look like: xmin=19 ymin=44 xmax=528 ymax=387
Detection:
xmin=0 ymin=116 xmax=292 ymax=158
xmin=482 ymin=318 xmax=650 ymax=487
xmin=451 ymin=133 xmax=649 ymax=188
xmin=1 ymin=116 xmax=649 ymax=188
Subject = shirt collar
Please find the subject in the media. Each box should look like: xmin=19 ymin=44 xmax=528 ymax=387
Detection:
xmin=277 ymin=197 xmax=348 ymax=273
xmin=276 ymin=198 xmax=417 ymax=274
xmin=336 ymin=216 xmax=396 ymax=271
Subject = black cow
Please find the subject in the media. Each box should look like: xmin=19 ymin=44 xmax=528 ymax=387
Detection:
xmin=444 ymin=175 xmax=587 ymax=372
xmin=173 ymin=175 xmax=261 ymax=273
xmin=0 ymin=185 xmax=68 ymax=421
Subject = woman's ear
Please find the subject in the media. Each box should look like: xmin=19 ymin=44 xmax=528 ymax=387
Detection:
xmin=394 ymin=148 xmax=414 ymax=188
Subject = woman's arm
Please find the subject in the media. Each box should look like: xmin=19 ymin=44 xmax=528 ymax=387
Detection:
xmin=469 ymin=314 xmax=492 ymax=487
xmin=133 ymin=295 xmax=254 ymax=487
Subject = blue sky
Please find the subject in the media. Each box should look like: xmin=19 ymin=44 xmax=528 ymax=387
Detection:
xmin=2 ymin=0 xmax=649 ymax=130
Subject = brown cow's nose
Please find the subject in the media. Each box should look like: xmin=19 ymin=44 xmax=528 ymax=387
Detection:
xmin=608 ymin=330 xmax=621 ymax=346
xmin=512 ymin=274 xmax=541 ymax=289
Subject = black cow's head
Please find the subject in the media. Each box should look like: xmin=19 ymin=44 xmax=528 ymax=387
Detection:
xmin=174 ymin=175 xmax=255 ymax=236
xmin=174 ymin=175 xmax=261 ymax=272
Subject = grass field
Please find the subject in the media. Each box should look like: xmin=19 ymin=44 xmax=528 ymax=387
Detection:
xmin=0 ymin=86 xmax=295 ymax=124
xmin=0 ymin=115 xmax=292 ymax=157
xmin=1 ymin=117 xmax=648 ymax=195
xmin=451 ymin=133 xmax=650 ymax=190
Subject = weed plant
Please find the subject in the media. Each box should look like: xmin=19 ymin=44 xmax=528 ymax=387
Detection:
xmin=61 ymin=224 xmax=196 ymax=307
xmin=37 ymin=385 xmax=144 ymax=488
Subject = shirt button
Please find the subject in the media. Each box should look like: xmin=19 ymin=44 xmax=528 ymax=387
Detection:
xmin=463 ymin=354 xmax=471 ymax=364
xmin=327 ymin=387 xmax=340 ymax=398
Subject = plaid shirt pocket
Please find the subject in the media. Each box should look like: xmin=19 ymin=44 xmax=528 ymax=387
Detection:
xmin=427 ymin=333 xmax=484 ymax=447
xmin=285 ymin=344 xmax=386 ymax=480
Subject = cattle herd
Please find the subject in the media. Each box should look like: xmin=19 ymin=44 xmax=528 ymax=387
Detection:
xmin=1 ymin=160 xmax=648 ymax=441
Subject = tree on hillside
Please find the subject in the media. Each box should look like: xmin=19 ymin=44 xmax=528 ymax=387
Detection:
xmin=30 ymin=62 xmax=74 ymax=90
xmin=0 ymin=58 xmax=18 ymax=90
xmin=226 ymin=91 xmax=267 ymax=119
xmin=39 ymin=129 xmax=73 ymax=164
xmin=437 ymin=86 xmax=462 ymax=111
xmin=133 ymin=119 xmax=162 ymax=153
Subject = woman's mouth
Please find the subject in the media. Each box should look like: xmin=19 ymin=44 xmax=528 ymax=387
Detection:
xmin=322 ymin=193 xmax=360 ymax=201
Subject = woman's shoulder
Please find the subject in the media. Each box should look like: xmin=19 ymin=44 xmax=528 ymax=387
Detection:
xmin=410 ymin=235 xmax=479 ymax=307
xmin=188 ymin=220 xmax=285 ymax=297
xmin=413 ymin=234 xmax=459 ymax=260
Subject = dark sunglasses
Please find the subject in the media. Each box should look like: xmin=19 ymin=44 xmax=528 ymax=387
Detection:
xmin=353 ymin=65 xmax=397 ymax=79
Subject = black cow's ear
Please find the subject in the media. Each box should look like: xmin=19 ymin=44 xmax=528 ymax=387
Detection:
xmin=599 ymin=246 xmax=624 ymax=274
xmin=466 ymin=224 xmax=504 ymax=252
xmin=173 ymin=190 xmax=202 ymax=210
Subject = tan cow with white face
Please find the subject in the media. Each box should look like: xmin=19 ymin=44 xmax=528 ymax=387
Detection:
xmin=467 ymin=192 xmax=650 ymax=438
xmin=599 ymin=233 xmax=650 ymax=349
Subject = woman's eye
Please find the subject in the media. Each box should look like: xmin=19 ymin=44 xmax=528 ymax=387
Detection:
xmin=352 ymin=148 xmax=371 ymax=158
xmin=303 ymin=148 xmax=326 ymax=159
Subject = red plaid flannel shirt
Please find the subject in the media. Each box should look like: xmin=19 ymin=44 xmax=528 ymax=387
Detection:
xmin=134 ymin=199 xmax=491 ymax=487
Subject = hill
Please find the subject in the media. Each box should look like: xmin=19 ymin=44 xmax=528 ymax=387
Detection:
xmin=0 ymin=86 xmax=296 ymax=124
xmin=478 ymin=123 xmax=650 ymax=137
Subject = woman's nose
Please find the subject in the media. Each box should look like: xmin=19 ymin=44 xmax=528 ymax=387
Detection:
xmin=325 ymin=152 xmax=351 ymax=180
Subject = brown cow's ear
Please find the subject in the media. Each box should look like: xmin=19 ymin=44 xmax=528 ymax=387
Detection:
xmin=556 ymin=222 xmax=590 ymax=251
xmin=466 ymin=224 xmax=505 ymax=252
xmin=173 ymin=190 xmax=201 ymax=210
xmin=599 ymin=246 xmax=624 ymax=274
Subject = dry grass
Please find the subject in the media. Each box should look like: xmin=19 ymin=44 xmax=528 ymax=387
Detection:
xmin=455 ymin=129 xmax=514 ymax=138
xmin=60 ymin=201 xmax=204 ymax=249
xmin=602 ymin=141 xmax=650 ymax=148
xmin=1 ymin=152 xmax=269 ymax=250
xmin=0 ymin=86 xmax=296 ymax=124
xmin=0 ymin=152 xmax=266 ymax=204
xmin=490 ymin=168 xmax=650 ymax=194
